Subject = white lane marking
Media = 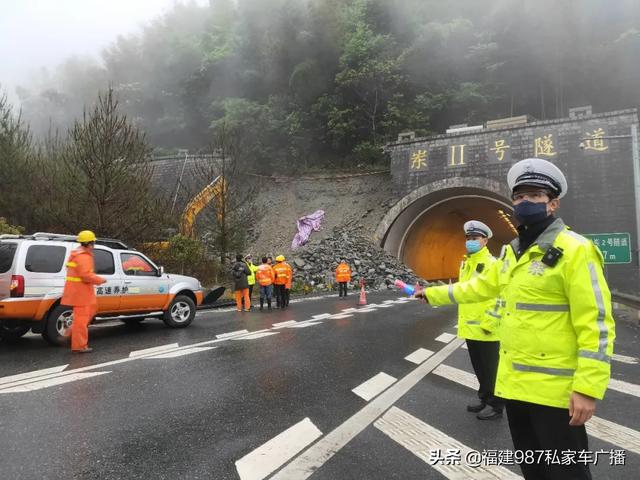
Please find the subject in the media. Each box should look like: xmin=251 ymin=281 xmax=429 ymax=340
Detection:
xmin=433 ymin=364 xmax=640 ymax=454
xmin=287 ymin=321 xmax=322 ymax=329
xmin=216 ymin=329 xmax=249 ymax=339
xmin=374 ymin=304 xmax=394 ymax=308
xmin=461 ymin=343 xmax=468 ymax=350
xmin=145 ymin=346 xmax=216 ymax=359
xmin=375 ymin=407 xmax=522 ymax=479
xmin=235 ymin=418 xmax=322 ymax=480
xmin=609 ymin=378 xmax=640 ymax=398
xmin=270 ymin=338 xmax=464 ymax=480
xmin=435 ymin=333 xmax=457 ymax=343
xmin=405 ymin=348 xmax=435 ymax=365
xmin=354 ymin=308 xmax=377 ymax=313
xmin=613 ymin=353 xmax=638 ymax=364
xmin=352 ymin=372 xmax=397 ymax=401
xmin=433 ymin=364 xmax=479 ymax=390
xmin=328 ymin=314 xmax=353 ymax=320
xmin=236 ymin=332 xmax=279 ymax=340
xmin=311 ymin=313 xmax=333 ymax=319
xmin=341 ymin=308 xmax=359 ymax=313
xmin=0 ymin=365 xmax=68 ymax=386
xmin=586 ymin=416 xmax=640 ymax=454
xmin=1 ymin=371 xmax=110 ymax=393
xmin=272 ymin=320 xmax=297 ymax=329
xmin=129 ymin=343 xmax=179 ymax=358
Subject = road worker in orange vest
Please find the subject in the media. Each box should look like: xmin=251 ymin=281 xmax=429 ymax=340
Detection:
xmin=335 ymin=258 xmax=352 ymax=298
xmin=273 ymin=255 xmax=290 ymax=309
xmin=61 ymin=230 xmax=106 ymax=353
xmin=255 ymin=257 xmax=275 ymax=310
xmin=284 ymin=257 xmax=293 ymax=307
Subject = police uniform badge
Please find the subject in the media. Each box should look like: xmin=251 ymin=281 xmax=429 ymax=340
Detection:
xmin=528 ymin=260 xmax=546 ymax=276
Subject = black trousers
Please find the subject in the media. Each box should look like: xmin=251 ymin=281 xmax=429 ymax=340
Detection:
xmin=285 ymin=288 xmax=290 ymax=306
xmin=338 ymin=282 xmax=348 ymax=296
xmin=466 ymin=339 xmax=504 ymax=411
xmin=274 ymin=284 xmax=286 ymax=308
xmin=506 ymin=400 xmax=591 ymax=480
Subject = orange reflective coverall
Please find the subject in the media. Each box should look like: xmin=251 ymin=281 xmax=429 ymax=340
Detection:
xmin=255 ymin=264 xmax=275 ymax=286
xmin=273 ymin=263 xmax=289 ymax=285
xmin=61 ymin=247 xmax=106 ymax=351
xmin=335 ymin=262 xmax=352 ymax=282
xmin=284 ymin=262 xmax=293 ymax=290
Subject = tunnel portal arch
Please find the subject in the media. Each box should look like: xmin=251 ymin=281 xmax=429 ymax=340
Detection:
xmin=375 ymin=177 xmax=515 ymax=281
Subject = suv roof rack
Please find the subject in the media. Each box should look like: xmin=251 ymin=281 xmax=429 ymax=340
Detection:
xmin=21 ymin=232 xmax=132 ymax=250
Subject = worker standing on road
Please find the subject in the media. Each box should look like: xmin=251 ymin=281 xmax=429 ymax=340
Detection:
xmin=231 ymin=254 xmax=251 ymax=312
xmin=244 ymin=254 xmax=259 ymax=309
xmin=457 ymin=221 xmax=504 ymax=421
xmin=61 ymin=230 xmax=106 ymax=353
xmin=335 ymin=258 xmax=352 ymax=298
xmin=273 ymin=255 xmax=289 ymax=309
xmin=256 ymin=257 xmax=275 ymax=310
xmin=284 ymin=256 xmax=293 ymax=307
xmin=418 ymin=158 xmax=615 ymax=480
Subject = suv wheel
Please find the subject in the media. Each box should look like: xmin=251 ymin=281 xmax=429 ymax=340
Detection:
xmin=0 ymin=322 xmax=31 ymax=341
xmin=43 ymin=305 xmax=73 ymax=346
xmin=163 ymin=295 xmax=195 ymax=328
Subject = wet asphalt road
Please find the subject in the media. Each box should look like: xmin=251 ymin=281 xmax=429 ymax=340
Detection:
xmin=0 ymin=292 xmax=638 ymax=480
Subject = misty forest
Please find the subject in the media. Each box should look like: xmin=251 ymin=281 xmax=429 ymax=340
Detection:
xmin=2 ymin=0 xmax=640 ymax=270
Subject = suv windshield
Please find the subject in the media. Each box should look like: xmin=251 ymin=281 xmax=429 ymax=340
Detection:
xmin=0 ymin=243 xmax=17 ymax=273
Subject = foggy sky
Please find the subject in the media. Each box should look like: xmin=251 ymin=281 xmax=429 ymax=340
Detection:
xmin=0 ymin=0 xmax=207 ymax=103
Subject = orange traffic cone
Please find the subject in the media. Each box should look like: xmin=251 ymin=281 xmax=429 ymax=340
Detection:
xmin=358 ymin=281 xmax=367 ymax=306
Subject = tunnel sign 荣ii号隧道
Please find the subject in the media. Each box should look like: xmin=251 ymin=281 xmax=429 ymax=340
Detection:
xmin=583 ymin=233 xmax=632 ymax=264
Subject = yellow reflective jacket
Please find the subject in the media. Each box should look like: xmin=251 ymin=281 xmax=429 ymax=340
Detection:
xmin=246 ymin=262 xmax=259 ymax=286
xmin=425 ymin=219 xmax=615 ymax=409
xmin=457 ymin=246 xmax=501 ymax=341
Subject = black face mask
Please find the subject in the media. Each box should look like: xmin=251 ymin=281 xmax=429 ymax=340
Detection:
xmin=514 ymin=200 xmax=549 ymax=225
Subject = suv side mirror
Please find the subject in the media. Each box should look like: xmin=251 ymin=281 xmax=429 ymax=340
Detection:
xmin=157 ymin=266 xmax=164 ymax=277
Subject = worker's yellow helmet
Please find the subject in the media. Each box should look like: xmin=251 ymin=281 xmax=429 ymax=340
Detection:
xmin=77 ymin=230 xmax=97 ymax=243
xmin=275 ymin=255 xmax=285 ymax=262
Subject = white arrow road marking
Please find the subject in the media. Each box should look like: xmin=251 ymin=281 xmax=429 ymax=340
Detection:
xmin=461 ymin=343 xmax=468 ymax=350
xmin=341 ymin=308 xmax=359 ymax=313
xmin=129 ymin=343 xmax=179 ymax=358
xmin=352 ymin=372 xmax=397 ymax=401
xmin=311 ymin=313 xmax=333 ymax=319
xmin=328 ymin=314 xmax=353 ymax=320
xmin=272 ymin=320 xmax=297 ymax=329
xmin=354 ymin=308 xmax=377 ymax=313
xmin=0 ymin=365 xmax=68 ymax=386
xmin=216 ymin=329 xmax=249 ymax=339
xmin=375 ymin=407 xmax=522 ymax=479
xmin=270 ymin=338 xmax=464 ymax=480
xmin=235 ymin=418 xmax=322 ymax=480
xmin=435 ymin=333 xmax=457 ymax=343
xmin=235 ymin=332 xmax=279 ymax=340
xmin=0 ymin=371 xmax=110 ymax=394
xmin=405 ymin=348 xmax=435 ymax=365
xmin=145 ymin=346 xmax=217 ymax=359
xmin=612 ymin=353 xmax=638 ymax=364
xmin=432 ymin=364 xmax=640 ymax=454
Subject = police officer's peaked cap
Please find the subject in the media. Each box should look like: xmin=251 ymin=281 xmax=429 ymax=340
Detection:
xmin=507 ymin=158 xmax=568 ymax=199
xmin=463 ymin=220 xmax=493 ymax=239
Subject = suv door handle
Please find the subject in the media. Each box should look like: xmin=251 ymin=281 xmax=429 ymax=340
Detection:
xmin=124 ymin=280 xmax=133 ymax=284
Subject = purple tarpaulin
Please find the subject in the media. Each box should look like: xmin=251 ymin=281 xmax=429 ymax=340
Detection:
xmin=291 ymin=210 xmax=325 ymax=249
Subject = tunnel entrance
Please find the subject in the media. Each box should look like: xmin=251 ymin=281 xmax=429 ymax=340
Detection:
xmin=375 ymin=178 xmax=516 ymax=282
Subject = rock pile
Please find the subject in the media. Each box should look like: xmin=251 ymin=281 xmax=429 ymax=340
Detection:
xmin=290 ymin=223 xmax=421 ymax=292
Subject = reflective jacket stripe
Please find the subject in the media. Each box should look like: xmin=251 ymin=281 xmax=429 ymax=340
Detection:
xmin=485 ymin=310 xmax=502 ymax=319
xmin=466 ymin=320 xmax=480 ymax=325
xmin=587 ymin=262 xmax=609 ymax=355
xmin=448 ymin=284 xmax=456 ymax=303
xmin=578 ymin=350 xmax=611 ymax=363
xmin=66 ymin=276 xmax=82 ymax=282
xmin=512 ymin=363 xmax=575 ymax=376
xmin=66 ymin=261 xmax=77 ymax=267
xmin=515 ymin=303 xmax=569 ymax=312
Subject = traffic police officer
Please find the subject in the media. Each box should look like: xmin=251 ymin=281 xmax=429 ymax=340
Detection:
xmin=419 ymin=158 xmax=615 ymax=479
xmin=459 ymin=220 xmax=504 ymax=420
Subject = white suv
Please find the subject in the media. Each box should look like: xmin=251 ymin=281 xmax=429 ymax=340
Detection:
xmin=0 ymin=233 xmax=204 ymax=345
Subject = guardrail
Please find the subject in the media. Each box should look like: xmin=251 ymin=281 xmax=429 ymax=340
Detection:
xmin=611 ymin=290 xmax=640 ymax=310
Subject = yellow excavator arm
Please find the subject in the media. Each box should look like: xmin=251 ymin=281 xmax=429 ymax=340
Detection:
xmin=180 ymin=175 xmax=226 ymax=238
